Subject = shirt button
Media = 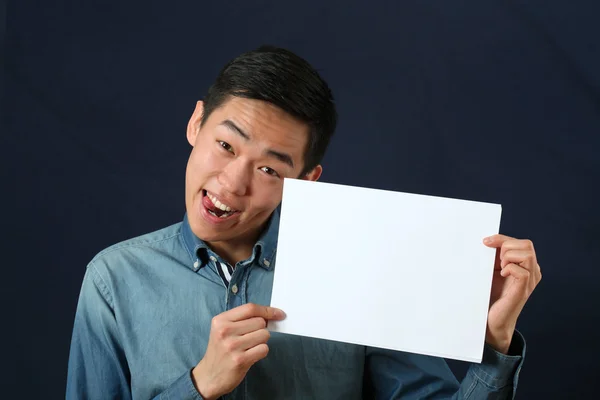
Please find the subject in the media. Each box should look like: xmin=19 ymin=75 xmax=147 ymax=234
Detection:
xmin=209 ymin=256 xmax=217 ymax=262
xmin=263 ymin=259 xmax=270 ymax=267
xmin=193 ymin=260 xmax=200 ymax=270
xmin=231 ymin=284 xmax=238 ymax=294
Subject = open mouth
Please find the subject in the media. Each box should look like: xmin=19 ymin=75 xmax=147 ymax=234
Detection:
xmin=202 ymin=190 xmax=239 ymax=219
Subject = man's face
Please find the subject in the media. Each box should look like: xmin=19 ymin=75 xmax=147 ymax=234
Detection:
xmin=185 ymin=97 xmax=322 ymax=244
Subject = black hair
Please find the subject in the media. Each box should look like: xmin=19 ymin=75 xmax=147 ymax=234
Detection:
xmin=201 ymin=45 xmax=337 ymax=176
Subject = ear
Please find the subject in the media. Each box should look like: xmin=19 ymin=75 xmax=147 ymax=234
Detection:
xmin=301 ymin=165 xmax=323 ymax=182
xmin=186 ymin=101 xmax=204 ymax=146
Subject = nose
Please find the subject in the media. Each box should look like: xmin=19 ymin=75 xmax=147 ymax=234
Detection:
xmin=218 ymin=158 xmax=250 ymax=196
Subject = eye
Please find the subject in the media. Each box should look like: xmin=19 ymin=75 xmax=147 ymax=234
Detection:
xmin=218 ymin=141 xmax=234 ymax=154
xmin=260 ymin=166 xmax=280 ymax=177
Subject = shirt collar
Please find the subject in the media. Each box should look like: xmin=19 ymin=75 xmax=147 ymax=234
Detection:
xmin=181 ymin=207 xmax=279 ymax=271
xmin=254 ymin=206 xmax=279 ymax=270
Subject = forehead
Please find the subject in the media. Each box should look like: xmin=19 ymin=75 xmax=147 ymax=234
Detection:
xmin=209 ymin=97 xmax=310 ymax=156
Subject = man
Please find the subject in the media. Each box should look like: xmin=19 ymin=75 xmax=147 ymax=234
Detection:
xmin=67 ymin=46 xmax=541 ymax=399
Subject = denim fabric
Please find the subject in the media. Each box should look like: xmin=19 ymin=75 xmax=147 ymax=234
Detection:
xmin=67 ymin=209 xmax=524 ymax=399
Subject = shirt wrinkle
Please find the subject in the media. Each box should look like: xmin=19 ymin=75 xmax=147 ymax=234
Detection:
xmin=67 ymin=210 xmax=525 ymax=400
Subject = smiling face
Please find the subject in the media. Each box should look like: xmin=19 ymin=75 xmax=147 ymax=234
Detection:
xmin=185 ymin=97 xmax=322 ymax=258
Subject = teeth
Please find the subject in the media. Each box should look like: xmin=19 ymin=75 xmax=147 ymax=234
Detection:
xmin=215 ymin=200 xmax=230 ymax=212
xmin=208 ymin=209 xmax=233 ymax=219
xmin=207 ymin=192 xmax=233 ymax=212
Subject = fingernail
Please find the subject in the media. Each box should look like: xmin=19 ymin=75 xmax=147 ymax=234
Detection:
xmin=277 ymin=309 xmax=287 ymax=319
xmin=484 ymin=237 xmax=492 ymax=244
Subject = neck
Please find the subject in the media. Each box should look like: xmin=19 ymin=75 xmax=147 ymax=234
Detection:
xmin=207 ymin=239 xmax=253 ymax=266
xmin=203 ymin=212 xmax=276 ymax=266
xmin=206 ymin=225 xmax=265 ymax=266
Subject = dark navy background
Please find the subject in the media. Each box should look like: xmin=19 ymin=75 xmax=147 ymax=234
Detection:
xmin=4 ymin=1 xmax=599 ymax=398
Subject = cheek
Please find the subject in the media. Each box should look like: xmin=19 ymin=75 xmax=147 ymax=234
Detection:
xmin=189 ymin=146 xmax=224 ymax=179
xmin=249 ymin=180 xmax=284 ymax=211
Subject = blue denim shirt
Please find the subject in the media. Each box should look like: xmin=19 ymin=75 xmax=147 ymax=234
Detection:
xmin=67 ymin=209 xmax=525 ymax=399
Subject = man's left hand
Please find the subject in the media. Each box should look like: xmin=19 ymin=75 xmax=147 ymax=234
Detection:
xmin=483 ymin=234 xmax=542 ymax=354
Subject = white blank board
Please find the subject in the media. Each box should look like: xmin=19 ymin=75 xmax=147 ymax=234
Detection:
xmin=269 ymin=179 xmax=501 ymax=363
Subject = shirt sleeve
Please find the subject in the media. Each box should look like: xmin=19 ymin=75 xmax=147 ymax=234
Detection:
xmin=66 ymin=264 xmax=205 ymax=400
xmin=150 ymin=370 xmax=205 ymax=400
xmin=364 ymin=331 xmax=525 ymax=399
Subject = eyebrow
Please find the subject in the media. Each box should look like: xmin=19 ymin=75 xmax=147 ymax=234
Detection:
xmin=221 ymin=119 xmax=295 ymax=169
xmin=222 ymin=119 xmax=250 ymax=140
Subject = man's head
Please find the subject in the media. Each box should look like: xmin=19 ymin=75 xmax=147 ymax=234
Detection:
xmin=185 ymin=46 xmax=337 ymax=248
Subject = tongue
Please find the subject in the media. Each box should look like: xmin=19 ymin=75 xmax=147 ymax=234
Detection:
xmin=203 ymin=195 xmax=228 ymax=217
xmin=212 ymin=208 xmax=227 ymax=217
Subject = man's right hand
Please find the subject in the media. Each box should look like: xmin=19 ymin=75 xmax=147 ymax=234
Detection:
xmin=191 ymin=303 xmax=286 ymax=400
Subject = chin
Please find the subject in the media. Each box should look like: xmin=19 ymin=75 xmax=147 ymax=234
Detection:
xmin=189 ymin=217 xmax=226 ymax=242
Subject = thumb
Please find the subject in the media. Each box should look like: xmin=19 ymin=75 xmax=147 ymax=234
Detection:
xmin=261 ymin=306 xmax=286 ymax=320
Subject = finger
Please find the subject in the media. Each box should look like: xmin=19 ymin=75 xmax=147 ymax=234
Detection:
xmin=231 ymin=317 xmax=267 ymax=336
xmin=483 ymin=234 xmax=514 ymax=248
xmin=225 ymin=303 xmax=286 ymax=322
xmin=529 ymin=262 xmax=542 ymax=289
xmin=244 ymin=343 xmax=270 ymax=365
xmin=500 ymin=249 xmax=536 ymax=269
xmin=500 ymin=263 xmax=531 ymax=283
xmin=499 ymin=239 xmax=535 ymax=259
xmin=238 ymin=328 xmax=271 ymax=351
xmin=493 ymin=248 xmax=501 ymax=270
